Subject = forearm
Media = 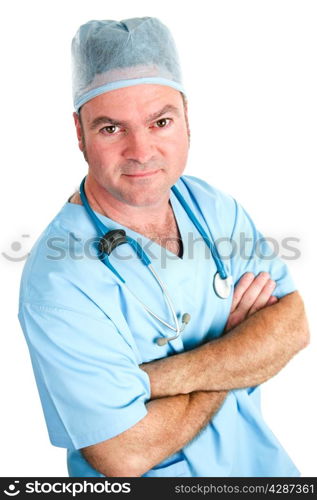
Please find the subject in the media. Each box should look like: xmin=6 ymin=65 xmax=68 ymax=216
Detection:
xmin=141 ymin=291 xmax=309 ymax=398
xmin=82 ymin=390 xmax=228 ymax=477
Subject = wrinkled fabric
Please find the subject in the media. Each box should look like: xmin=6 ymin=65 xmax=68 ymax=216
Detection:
xmin=18 ymin=175 xmax=300 ymax=477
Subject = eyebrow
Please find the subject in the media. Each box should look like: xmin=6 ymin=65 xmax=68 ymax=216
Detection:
xmin=88 ymin=104 xmax=181 ymax=130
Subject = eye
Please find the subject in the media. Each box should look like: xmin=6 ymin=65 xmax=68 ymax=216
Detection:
xmin=154 ymin=118 xmax=171 ymax=128
xmin=101 ymin=125 xmax=120 ymax=135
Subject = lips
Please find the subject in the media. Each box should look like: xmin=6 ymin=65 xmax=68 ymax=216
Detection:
xmin=123 ymin=169 xmax=160 ymax=178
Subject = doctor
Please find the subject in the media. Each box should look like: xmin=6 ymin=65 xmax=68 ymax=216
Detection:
xmin=18 ymin=17 xmax=309 ymax=477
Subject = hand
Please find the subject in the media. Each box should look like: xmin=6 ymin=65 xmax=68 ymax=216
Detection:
xmin=225 ymin=272 xmax=278 ymax=332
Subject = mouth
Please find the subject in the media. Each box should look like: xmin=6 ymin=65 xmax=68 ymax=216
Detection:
xmin=122 ymin=169 xmax=161 ymax=178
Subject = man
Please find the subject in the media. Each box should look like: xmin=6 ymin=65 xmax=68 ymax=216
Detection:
xmin=18 ymin=17 xmax=309 ymax=477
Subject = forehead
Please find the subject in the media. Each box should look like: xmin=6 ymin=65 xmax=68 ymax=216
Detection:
xmin=80 ymin=84 xmax=184 ymax=124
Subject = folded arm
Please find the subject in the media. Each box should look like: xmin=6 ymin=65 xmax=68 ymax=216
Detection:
xmin=81 ymin=274 xmax=309 ymax=477
xmin=141 ymin=290 xmax=310 ymax=399
xmin=81 ymin=389 xmax=227 ymax=477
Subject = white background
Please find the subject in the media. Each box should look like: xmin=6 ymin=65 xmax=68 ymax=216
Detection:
xmin=1 ymin=0 xmax=316 ymax=477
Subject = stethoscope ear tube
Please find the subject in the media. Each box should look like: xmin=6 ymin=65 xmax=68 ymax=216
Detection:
xmin=171 ymin=186 xmax=228 ymax=280
xmin=79 ymin=177 xmax=107 ymax=237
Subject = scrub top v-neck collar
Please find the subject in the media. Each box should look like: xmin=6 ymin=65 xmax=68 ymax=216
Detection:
xmin=66 ymin=186 xmax=189 ymax=264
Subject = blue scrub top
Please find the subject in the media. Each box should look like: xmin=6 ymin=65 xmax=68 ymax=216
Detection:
xmin=18 ymin=175 xmax=299 ymax=477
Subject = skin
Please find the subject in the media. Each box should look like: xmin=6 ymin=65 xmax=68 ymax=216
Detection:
xmin=73 ymin=85 xmax=189 ymax=230
xmin=141 ymin=285 xmax=308 ymax=399
xmin=72 ymin=84 xmax=310 ymax=477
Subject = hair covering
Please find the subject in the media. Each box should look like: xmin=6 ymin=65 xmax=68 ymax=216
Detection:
xmin=71 ymin=17 xmax=185 ymax=111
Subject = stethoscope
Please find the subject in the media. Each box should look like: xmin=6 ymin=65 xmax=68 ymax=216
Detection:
xmin=79 ymin=177 xmax=233 ymax=346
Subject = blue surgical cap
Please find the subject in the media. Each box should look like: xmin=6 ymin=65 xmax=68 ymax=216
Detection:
xmin=71 ymin=17 xmax=185 ymax=112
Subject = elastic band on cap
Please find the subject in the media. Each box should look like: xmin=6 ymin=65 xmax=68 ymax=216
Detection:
xmin=74 ymin=77 xmax=186 ymax=111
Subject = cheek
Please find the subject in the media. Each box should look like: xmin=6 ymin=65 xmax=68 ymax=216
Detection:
xmin=165 ymin=131 xmax=189 ymax=163
xmin=86 ymin=140 xmax=119 ymax=167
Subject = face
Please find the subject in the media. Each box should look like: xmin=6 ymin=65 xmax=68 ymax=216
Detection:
xmin=74 ymin=84 xmax=189 ymax=208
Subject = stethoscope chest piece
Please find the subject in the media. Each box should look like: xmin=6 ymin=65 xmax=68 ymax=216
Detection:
xmin=213 ymin=272 xmax=233 ymax=299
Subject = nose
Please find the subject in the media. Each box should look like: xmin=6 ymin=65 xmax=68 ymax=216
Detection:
xmin=122 ymin=130 xmax=155 ymax=164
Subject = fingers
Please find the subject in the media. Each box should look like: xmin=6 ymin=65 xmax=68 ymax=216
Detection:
xmin=233 ymin=272 xmax=273 ymax=316
xmin=248 ymin=278 xmax=277 ymax=315
xmin=226 ymin=272 xmax=278 ymax=332
xmin=230 ymin=272 xmax=255 ymax=313
xmin=267 ymin=295 xmax=279 ymax=306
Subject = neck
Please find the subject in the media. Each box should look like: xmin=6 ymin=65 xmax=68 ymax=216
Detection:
xmin=74 ymin=175 xmax=172 ymax=231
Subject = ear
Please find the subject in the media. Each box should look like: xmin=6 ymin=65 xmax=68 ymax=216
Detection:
xmin=183 ymin=99 xmax=191 ymax=145
xmin=73 ymin=112 xmax=85 ymax=152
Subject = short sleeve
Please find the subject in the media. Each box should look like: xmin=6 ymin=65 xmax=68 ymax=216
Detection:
xmin=230 ymin=200 xmax=297 ymax=298
xmin=18 ymin=302 xmax=151 ymax=450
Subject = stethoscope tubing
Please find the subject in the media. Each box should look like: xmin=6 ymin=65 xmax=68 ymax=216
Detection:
xmin=78 ymin=176 xmax=231 ymax=339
